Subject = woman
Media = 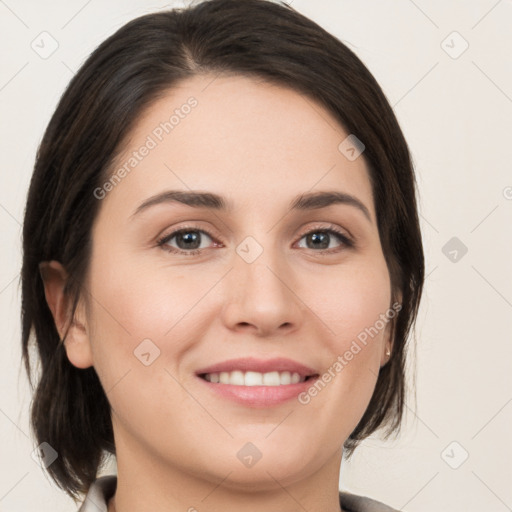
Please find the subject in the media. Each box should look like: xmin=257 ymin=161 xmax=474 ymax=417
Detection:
xmin=21 ymin=1 xmax=424 ymax=511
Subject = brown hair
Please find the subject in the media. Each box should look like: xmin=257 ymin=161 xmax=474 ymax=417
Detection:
xmin=21 ymin=0 xmax=424 ymax=500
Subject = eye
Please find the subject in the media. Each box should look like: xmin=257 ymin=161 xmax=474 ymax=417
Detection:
xmin=157 ymin=226 xmax=219 ymax=255
xmin=295 ymin=224 xmax=354 ymax=253
xmin=156 ymin=223 xmax=354 ymax=257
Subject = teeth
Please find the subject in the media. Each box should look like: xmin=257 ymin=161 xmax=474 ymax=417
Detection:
xmin=203 ymin=370 xmax=305 ymax=386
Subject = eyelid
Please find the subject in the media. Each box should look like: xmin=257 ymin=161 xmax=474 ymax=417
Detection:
xmin=156 ymin=224 xmax=222 ymax=248
xmin=294 ymin=222 xmax=355 ymax=250
xmin=297 ymin=222 xmax=352 ymax=240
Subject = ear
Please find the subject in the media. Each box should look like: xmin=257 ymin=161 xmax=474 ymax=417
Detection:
xmin=39 ymin=260 xmax=94 ymax=369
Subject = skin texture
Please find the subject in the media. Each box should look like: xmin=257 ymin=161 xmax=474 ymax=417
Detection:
xmin=41 ymin=74 xmax=395 ymax=512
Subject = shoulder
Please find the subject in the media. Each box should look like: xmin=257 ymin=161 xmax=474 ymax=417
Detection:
xmin=339 ymin=490 xmax=402 ymax=512
xmin=78 ymin=475 xmax=117 ymax=512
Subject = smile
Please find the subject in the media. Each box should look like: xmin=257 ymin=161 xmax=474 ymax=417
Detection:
xmin=200 ymin=370 xmax=314 ymax=386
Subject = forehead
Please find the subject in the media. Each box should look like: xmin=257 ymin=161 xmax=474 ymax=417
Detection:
xmin=103 ymin=74 xmax=375 ymax=220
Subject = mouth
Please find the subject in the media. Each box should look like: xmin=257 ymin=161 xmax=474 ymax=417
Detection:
xmin=194 ymin=356 xmax=319 ymax=385
xmin=198 ymin=370 xmax=318 ymax=386
xmin=194 ymin=357 xmax=320 ymax=407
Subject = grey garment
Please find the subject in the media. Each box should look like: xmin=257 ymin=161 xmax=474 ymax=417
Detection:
xmin=78 ymin=476 xmax=116 ymax=512
xmin=78 ymin=475 xmax=400 ymax=512
xmin=339 ymin=490 xmax=401 ymax=512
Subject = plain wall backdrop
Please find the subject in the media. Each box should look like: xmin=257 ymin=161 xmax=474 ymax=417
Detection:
xmin=1 ymin=1 xmax=511 ymax=510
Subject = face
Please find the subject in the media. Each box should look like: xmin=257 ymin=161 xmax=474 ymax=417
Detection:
xmin=65 ymin=74 xmax=395 ymax=489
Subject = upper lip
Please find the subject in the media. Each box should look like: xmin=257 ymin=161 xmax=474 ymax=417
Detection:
xmin=195 ymin=357 xmax=319 ymax=378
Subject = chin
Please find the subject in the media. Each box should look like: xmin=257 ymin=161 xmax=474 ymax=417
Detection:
xmin=194 ymin=446 xmax=318 ymax=490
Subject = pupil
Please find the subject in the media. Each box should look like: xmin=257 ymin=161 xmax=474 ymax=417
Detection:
xmin=178 ymin=231 xmax=200 ymax=250
xmin=309 ymin=232 xmax=329 ymax=249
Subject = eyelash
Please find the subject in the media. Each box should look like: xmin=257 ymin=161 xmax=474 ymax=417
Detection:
xmin=156 ymin=223 xmax=354 ymax=256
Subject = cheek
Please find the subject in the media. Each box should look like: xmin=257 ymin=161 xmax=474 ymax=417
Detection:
xmin=87 ymin=248 xmax=212 ymax=340
xmin=305 ymin=255 xmax=392 ymax=346
xmin=296 ymin=260 xmax=391 ymax=438
xmin=84 ymin=247 xmax=224 ymax=391
xmin=298 ymin=252 xmax=392 ymax=411
xmin=84 ymin=268 xmax=199 ymax=436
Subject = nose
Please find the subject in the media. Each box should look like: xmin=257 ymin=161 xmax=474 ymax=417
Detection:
xmin=220 ymin=244 xmax=304 ymax=337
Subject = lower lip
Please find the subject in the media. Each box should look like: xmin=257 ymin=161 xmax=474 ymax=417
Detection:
xmin=196 ymin=375 xmax=319 ymax=407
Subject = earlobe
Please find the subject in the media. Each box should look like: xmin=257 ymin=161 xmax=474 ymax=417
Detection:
xmin=380 ymin=293 xmax=402 ymax=366
xmin=39 ymin=260 xmax=94 ymax=369
xmin=380 ymin=336 xmax=393 ymax=367
xmin=380 ymin=313 xmax=395 ymax=367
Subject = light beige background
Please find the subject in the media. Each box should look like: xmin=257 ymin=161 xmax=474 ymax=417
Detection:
xmin=1 ymin=1 xmax=511 ymax=510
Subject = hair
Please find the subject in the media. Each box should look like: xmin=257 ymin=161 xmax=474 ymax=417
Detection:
xmin=21 ymin=0 xmax=424 ymax=501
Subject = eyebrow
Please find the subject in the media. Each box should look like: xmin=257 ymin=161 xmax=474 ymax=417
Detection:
xmin=131 ymin=190 xmax=372 ymax=222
